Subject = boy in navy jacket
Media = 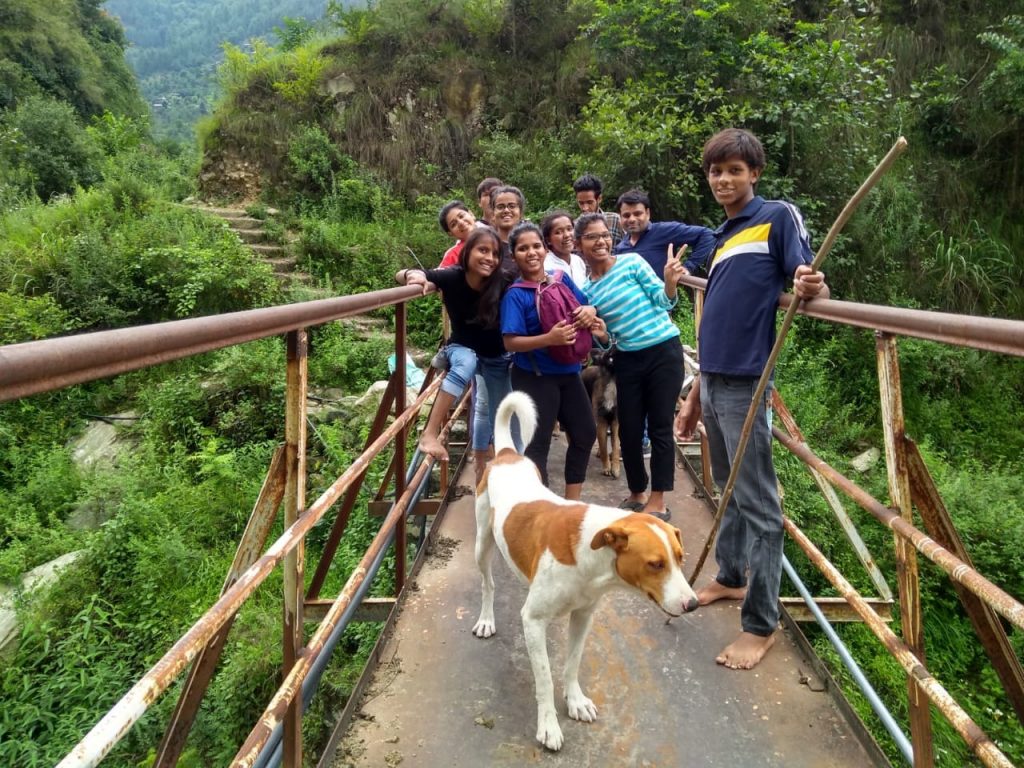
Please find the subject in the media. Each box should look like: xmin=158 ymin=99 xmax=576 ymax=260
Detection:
xmin=675 ymin=128 xmax=828 ymax=670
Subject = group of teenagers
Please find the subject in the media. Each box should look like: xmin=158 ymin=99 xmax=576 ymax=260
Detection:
xmin=395 ymin=128 xmax=829 ymax=670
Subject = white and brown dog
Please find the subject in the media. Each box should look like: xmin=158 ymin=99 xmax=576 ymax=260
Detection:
xmin=473 ymin=391 xmax=699 ymax=751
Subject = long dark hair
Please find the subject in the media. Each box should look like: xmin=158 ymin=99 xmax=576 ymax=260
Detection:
xmin=459 ymin=226 xmax=508 ymax=329
xmin=438 ymin=199 xmax=469 ymax=233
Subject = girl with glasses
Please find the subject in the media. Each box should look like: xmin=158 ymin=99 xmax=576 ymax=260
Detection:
xmin=574 ymin=212 xmax=687 ymax=521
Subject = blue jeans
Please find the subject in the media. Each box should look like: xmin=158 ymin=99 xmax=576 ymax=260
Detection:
xmin=700 ymin=372 xmax=783 ymax=637
xmin=471 ymin=374 xmax=490 ymax=450
xmin=443 ymin=344 xmax=512 ymax=451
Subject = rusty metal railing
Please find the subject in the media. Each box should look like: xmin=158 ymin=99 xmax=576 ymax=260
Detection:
xmin=0 ymin=284 xmax=472 ymax=768
xmin=681 ymin=276 xmax=1024 ymax=768
xmin=5 ymin=279 xmax=1023 ymax=767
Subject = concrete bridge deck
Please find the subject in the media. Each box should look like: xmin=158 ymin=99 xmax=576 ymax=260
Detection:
xmin=325 ymin=442 xmax=889 ymax=768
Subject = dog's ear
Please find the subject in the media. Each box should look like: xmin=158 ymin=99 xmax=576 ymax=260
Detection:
xmin=591 ymin=526 xmax=629 ymax=553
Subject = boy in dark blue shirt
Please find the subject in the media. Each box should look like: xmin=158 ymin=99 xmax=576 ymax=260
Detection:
xmin=675 ymin=128 xmax=828 ymax=670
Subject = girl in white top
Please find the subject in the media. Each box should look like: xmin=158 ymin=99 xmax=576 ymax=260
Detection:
xmin=541 ymin=210 xmax=588 ymax=286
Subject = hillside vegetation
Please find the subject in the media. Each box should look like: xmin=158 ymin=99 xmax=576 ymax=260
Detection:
xmin=0 ymin=1 xmax=1022 ymax=767
xmin=0 ymin=0 xmax=144 ymax=119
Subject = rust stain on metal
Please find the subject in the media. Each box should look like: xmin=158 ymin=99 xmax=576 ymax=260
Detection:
xmin=875 ymin=332 xmax=934 ymax=765
xmin=905 ymin=439 xmax=1024 ymax=724
xmin=773 ymin=389 xmax=892 ymax=601
xmin=777 ymin=292 xmax=1024 ymax=358
xmin=231 ymin=455 xmax=437 ymax=766
xmin=36 ymin=278 xmax=1024 ymax=767
xmin=308 ymin=376 xmax=398 ymax=598
xmin=57 ymin=379 xmax=440 ymax=768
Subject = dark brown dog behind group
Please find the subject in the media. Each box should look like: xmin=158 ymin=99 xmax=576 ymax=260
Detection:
xmin=581 ymin=347 xmax=619 ymax=478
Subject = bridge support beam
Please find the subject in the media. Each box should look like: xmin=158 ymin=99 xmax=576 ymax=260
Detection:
xmin=877 ymin=332 xmax=935 ymax=767
xmin=153 ymin=446 xmax=287 ymax=768
xmin=283 ymin=329 xmax=308 ymax=768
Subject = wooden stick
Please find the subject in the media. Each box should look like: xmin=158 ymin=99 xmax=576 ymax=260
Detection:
xmin=688 ymin=136 xmax=909 ymax=584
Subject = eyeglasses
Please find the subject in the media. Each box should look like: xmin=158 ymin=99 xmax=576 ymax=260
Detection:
xmin=494 ymin=202 xmax=520 ymax=212
xmin=580 ymin=232 xmax=613 ymax=242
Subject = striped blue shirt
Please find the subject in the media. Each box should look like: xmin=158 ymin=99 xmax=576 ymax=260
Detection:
xmin=583 ymin=253 xmax=679 ymax=352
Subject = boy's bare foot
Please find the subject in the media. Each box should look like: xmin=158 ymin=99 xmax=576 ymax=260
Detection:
xmin=715 ymin=631 xmax=776 ymax=670
xmin=419 ymin=434 xmax=448 ymax=462
xmin=696 ymin=580 xmax=747 ymax=605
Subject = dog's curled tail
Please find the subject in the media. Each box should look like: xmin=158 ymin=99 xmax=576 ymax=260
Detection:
xmin=494 ymin=391 xmax=536 ymax=454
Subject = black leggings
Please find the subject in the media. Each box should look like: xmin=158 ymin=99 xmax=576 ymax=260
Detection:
xmin=614 ymin=337 xmax=684 ymax=493
xmin=511 ymin=366 xmax=597 ymax=486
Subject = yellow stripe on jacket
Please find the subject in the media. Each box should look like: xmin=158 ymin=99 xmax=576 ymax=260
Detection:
xmin=709 ymin=223 xmax=772 ymax=275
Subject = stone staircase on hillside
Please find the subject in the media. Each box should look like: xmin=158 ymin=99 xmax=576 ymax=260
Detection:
xmin=187 ymin=203 xmax=393 ymax=332
xmin=187 ymin=204 xmax=322 ymax=295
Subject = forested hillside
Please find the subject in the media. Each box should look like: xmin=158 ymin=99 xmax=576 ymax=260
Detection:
xmin=104 ymin=0 xmax=339 ymax=139
xmin=1 ymin=1 xmax=1023 ymax=766
xmin=0 ymin=0 xmax=143 ymax=119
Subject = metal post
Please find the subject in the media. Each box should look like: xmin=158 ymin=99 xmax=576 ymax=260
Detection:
xmin=876 ymin=332 xmax=934 ymax=767
xmin=772 ymin=391 xmax=892 ymax=602
xmin=395 ymin=304 xmax=408 ymax=591
xmin=691 ymin=287 xmax=713 ymax=492
xmin=283 ymin=330 xmax=308 ymax=768
xmin=306 ymin=377 xmax=398 ymax=598
xmin=905 ymin=440 xmax=1024 ymax=723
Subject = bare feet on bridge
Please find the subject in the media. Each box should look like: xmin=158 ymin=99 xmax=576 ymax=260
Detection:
xmin=715 ymin=631 xmax=776 ymax=670
xmin=696 ymin=580 xmax=747 ymax=605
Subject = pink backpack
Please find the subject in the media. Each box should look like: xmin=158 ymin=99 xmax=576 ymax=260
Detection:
xmin=511 ymin=271 xmax=593 ymax=366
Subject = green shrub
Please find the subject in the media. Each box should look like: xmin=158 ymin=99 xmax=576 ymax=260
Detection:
xmin=0 ymin=447 xmax=82 ymax=584
xmin=132 ymin=241 xmax=279 ymax=319
xmin=470 ymin=130 xmax=576 ymax=215
xmin=308 ymin=323 xmax=392 ymax=391
xmin=135 ymin=342 xmax=287 ymax=457
xmin=0 ymin=192 xmax=279 ymax=329
xmin=0 ymin=95 xmax=103 ymax=201
xmin=0 ymin=59 xmax=41 ymax=111
xmin=0 ymin=291 xmax=79 ymax=343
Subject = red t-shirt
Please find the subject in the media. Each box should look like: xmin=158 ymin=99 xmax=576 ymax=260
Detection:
xmin=438 ymin=240 xmax=464 ymax=268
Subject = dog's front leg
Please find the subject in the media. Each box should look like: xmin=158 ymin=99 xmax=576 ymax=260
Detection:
xmin=472 ymin=490 xmax=497 ymax=638
xmin=564 ymin=606 xmax=598 ymax=723
xmin=595 ymin=414 xmax=612 ymax=476
xmin=522 ymin=607 xmax=562 ymax=751
xmin=610 ymin=417 xmax=621 ymax=478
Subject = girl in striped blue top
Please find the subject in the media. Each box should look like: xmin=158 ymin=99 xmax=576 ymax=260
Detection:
xmin=577 ymin=212 xmax=687 ymax=521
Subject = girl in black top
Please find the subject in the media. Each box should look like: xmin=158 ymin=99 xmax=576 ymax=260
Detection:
xmin=397 ymin=226 xmax=512 ymax=464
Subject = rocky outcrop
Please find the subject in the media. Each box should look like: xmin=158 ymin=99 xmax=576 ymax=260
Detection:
xmin=1 ymin=551 xmax=83 ymax=655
